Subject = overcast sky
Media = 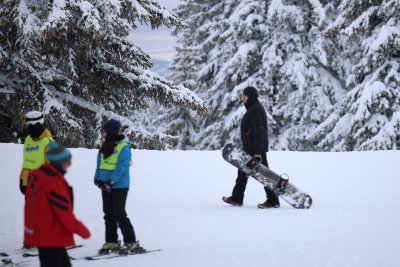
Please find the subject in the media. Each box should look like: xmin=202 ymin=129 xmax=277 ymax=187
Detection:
xmin=130 ymin=0 xmax=182 ymax=61
xmin=160 ymin=0 xmax=181 ymax=9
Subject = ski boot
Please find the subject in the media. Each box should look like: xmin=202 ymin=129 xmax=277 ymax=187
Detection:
xmin=98 ymin=242 xmax=120 ymax=255
xmin=257 ymin=200 xmax=280 ymax=209
xmin=119 ymin=241 xmax=146 ymax=255
xmin=222 ymin=196 xmax=242 ymax=206
xmin=21 ymin=244 xmax=36 ymax=252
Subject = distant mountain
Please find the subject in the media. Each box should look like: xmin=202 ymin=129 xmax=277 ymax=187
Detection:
xmin=151 ymin=59 xmax=171 ymax=78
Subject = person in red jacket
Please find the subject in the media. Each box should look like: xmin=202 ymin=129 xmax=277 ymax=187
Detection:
xmin=24 ymin=142 xmax=90 ymax=267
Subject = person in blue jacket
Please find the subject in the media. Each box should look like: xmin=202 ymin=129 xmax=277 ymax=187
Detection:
xmin=94 ymin=119 xmax=144 ymax=255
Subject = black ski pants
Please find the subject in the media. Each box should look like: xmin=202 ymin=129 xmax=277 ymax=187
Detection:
xmin=102 ymin=188 xmax=136 ymax=244
xmin=38 ymin=247 xmax=71 ymax=267
xmin=232 ymin=152 xmax=279 ymax=205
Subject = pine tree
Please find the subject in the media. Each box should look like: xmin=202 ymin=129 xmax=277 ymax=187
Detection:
xmin=139 ymin=0 xmax=220 ymax=149
xmin=167 ymin=0 xmax=399 ymax=151
xmin=310 ymin=0 xmax=400 ymax=150
xmin=0 ymin=0 xmax=206 ymax=148
xmin=169 ymin=30 xmax=201 ymax=90
xmin=167 ymin=0 xmax=267 ymax=149
xmin=168 ymin=0 xmax=343 ymax=150
xmin=258 ymin=0 xmax=344 ymax=150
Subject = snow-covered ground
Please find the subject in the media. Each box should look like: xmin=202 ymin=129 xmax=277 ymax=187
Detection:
xmin=1 ymin=143 xmax=400 ymax=267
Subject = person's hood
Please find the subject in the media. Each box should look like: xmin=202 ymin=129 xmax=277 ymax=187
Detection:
xmin=243 ymin=87 xmax=259 ymax=109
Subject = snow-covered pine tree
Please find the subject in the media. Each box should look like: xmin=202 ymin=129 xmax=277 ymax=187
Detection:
xmin=169 ymin=31 xmax=200 ymax=90
xmin=167 ymin=0 xmax=267 ymax=149
xmin=164 ymin=0 xmax=220 ymax=149
xmin=167 ymin=0 xmax=344 ymax=150
xmin=258 ymin=0 xmax=345 ymax=150
xmin=136 ymin=0 xmax=219 ymax=149
xmin=0 ymin=0 xmax=206 ymax=148
xmin=310 ymin=0 xmax=400 ymax=150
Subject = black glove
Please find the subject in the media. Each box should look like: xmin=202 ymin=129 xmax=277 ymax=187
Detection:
xmin=94 ymin=179 xmax=114 ymax=192
xmin=103 ymin=181 xmax=114 ymax=192
xmin=95 ymin=179 xmax=105 ymax=189
xmin=246 ymin=156 xmax=261 ymax=170
xmin=19 ymin=180 xmax=26 ymax=195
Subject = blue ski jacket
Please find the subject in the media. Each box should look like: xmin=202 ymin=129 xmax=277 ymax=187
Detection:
xmin=94 ymin=142 xmax=131 ymax=189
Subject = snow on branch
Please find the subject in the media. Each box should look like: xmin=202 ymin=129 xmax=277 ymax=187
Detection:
xmin=365 ymin=25 xmax=400 ymax=57
xmin=15 ymin=0 xmax=41 ymax=36
xmin=340 ymin=6 xmax=379 ymax=36
xmin=71 ymin=0 xmax=102 ymax=31
xmin=98 ymin=63 xmax=207 ymax=113
xmin=41 ymin=0 xmax=71 ymax=31
xmin=43 ymin=85 xmax=178 ymax=148
xmin=131 ymin=0 xmax=183 ymax=28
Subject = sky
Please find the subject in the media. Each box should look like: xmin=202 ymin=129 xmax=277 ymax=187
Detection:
xmin=129 ymin=0 xmax=181 ymax=62
xmin=160 ymin=0 xmax=181 ymax=9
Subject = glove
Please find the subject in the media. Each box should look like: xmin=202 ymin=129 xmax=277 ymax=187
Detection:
xmin=103 ymin=181 xmax=114 ymax=192
xmin=246 ymin=156 xmax=261 ymax=170
xmin=94 ymin=179 xmax=105 ymax=189
xmin=253 ymin=154 xmax=262 ymax=160
xmin=19 ymin=179 xmax=26 ymax=195
xmin=94 ymin=179 xmax=114 ymax=192
xmin=76 ymin=222 xmax=91 ymax=239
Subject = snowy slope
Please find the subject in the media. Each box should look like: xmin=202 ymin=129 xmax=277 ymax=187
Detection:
xmin=1 ymin=143 xmax=400 ymax=267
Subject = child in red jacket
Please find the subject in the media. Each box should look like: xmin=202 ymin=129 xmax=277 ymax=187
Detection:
xmin=24 ymin=142 xmax=90 ymax=267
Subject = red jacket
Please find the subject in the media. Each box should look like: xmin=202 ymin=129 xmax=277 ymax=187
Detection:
xmin=24 ymin=164 xmax=90 ymax=247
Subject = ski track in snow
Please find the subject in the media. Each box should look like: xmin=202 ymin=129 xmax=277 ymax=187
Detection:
xmin=1 ymin=143 xmax=400 ymax=267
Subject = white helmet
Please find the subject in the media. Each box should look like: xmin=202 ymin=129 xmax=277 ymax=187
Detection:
xmin=25 ymin=111 xmax=44 ymax=125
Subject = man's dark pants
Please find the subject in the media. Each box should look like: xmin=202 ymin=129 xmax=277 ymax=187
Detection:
xmin=232 ymin=152 xmax=279 ymax=205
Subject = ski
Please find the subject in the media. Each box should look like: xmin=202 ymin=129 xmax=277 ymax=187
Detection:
xmin=1 ymin=258 xmax=30 ymax=267
xmin=0 ymin=253 xmax=9 ymax=257
xmin=22 ymin=244 xmax=83 ymax=258
xmin=78 ymin=249 xmax=162 ymax=261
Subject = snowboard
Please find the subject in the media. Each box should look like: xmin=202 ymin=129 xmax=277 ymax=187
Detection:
xmin=222 ymin=143 xmax=312 ymax=209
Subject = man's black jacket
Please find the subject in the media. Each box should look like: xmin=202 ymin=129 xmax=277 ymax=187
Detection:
xmin=240 ymin=101 xmax=269 ymax=155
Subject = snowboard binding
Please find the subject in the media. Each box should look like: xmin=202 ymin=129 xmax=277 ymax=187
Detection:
xmin=276 ymin=174 xmax=289 ymax=194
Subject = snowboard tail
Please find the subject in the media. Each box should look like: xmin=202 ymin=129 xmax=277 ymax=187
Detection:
xmin=222 ymin=143 xmax=312 ymax=209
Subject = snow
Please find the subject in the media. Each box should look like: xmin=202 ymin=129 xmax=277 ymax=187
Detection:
xmin=42 ymin=0 xmax=69 ymax=30
xmin=129 ymin=0 xmax=151 ymax=17
xmin=17 ymin=0 xmax=41 ymax=36
xmin=267 ymin=0 xmax=304 ymax=32
xmin=72 ymin=0 xmax=101 ymax=31
xmin=308 ymin=0 xmax=326 ymax=27
xmin=223 ymin=106 xmax=245 ymax=130
xmin=1 ymin=143 xmax=400 ymax=267
xmin=341 ymin=6 xmax=379 ymax=36
xmin=366 ymin=25 xmax=400 ymax=57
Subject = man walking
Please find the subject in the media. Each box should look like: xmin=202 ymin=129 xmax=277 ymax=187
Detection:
xmin=222 ymin=86 xmax=280 ymax=208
